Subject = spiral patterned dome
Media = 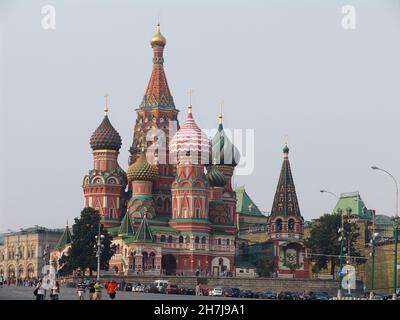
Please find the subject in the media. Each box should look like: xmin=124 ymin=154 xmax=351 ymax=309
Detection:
xmin=169 ymin=107 xmax=210 ymax=164
xmin=206 ymin=165 xmax=226 ymax=188
xmin=90 ymin=115 xmax=122 ymax=151
xmin=127 ymin=150 xmax=158 ymax=182
xmin=211 ymin=120 xmax=240 ymax=167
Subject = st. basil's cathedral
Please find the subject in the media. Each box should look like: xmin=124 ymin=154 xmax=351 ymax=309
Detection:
xmin=54 ymin=25 xmax=309 ymax=278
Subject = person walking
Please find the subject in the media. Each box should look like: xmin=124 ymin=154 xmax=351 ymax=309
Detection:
xmin=106 ymin=280 xmax=118 ymax=300
xmin=34 ymin=280 xmax=45 ymax=300
xmin=77 ymin=279 xmax=86 ymax=300
xmin=50 ymin=281 xmax=60 ymax=300
xmin=94 ymin=280 xmax=103 ymax=300
xmin=87 ymin=280 xmax=96 ymax=300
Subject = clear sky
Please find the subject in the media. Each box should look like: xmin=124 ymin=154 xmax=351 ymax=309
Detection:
xmin=1 ymin=0 xmax=399 ymax=232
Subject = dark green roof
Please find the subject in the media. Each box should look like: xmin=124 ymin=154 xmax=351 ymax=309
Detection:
xmin=56 ymin=225 xmax=72 ymax=249
xmin=118 ymin=213 xmax=135 ymax=236
xmin=235 ymin=187 xmax=263 ymax=216
xmin=133 ymin=215 xmax=154 ymax=243
xmin=375 ymin=215 xmax=394 ymax=225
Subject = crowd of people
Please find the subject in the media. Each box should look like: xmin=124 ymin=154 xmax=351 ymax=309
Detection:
xmin=75 ymin=278 xmax=119 ymax=300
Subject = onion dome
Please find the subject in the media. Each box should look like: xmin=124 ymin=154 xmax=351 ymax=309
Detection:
xmin=169 ymin=105 xmax=210 ymax=164
xmin=90 ymin=110 xmax=122 ymax=151
xmin=283 ymin=144 xmax=289 ymax=154
xmin=150 ymin=23 xmax=167 ymax=47
xmin=126 ymin=148 xmax=158 ymax=182
xmin=206 ymin=165 xmax=226 ymax=188
xmin=211 ymin=114 xmax=240 ymax=166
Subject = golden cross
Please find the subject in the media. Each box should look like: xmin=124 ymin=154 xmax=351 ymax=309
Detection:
xmin=104 ymin=93 xmax=110 ymax=114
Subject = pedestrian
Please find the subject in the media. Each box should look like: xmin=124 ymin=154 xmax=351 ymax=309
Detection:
xmin=199 ymin=283 xmax=203 ymax=296
xmin=195 ymin=283 xmax=200 ymax=296
xmin=0 ymin=275 xmax=3 ymax=288
xmin=121 ymin=279 xmax=126 ymax=291
xmin=50 ymin=281 xmax=60 ymax=300
xmin=34 ymin=280 xmax=45 ymax=300
xmin=106 ymin=280 xmax=118 ymax=300
xmin=77 ymin=278 xmax=86 ymax=300
xmin=94 ymin=280 xmax=103 ymax=300
xmin=87 ymin=280 xmax=96 ymax=300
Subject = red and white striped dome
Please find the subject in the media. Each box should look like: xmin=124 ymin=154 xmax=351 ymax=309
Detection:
xmin=170 ymin=106 xmax=210 ymax=164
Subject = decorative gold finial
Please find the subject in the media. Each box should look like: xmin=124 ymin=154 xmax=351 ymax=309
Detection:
xmin=150 ymin=22 xmax=167 ymax=46
xmin=104 ymin=94 xmax=110 ymax=115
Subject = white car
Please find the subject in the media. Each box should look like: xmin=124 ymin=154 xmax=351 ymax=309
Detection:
xmin=154 ymin=280 xmax=169 ymax=293
xmin=210 ymin=287 xmax=223 ymax=296
xmin=132 ymin=283 xmax=145 ymax=292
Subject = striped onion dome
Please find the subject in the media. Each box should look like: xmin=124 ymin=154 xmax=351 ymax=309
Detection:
xmin=206 ymin=165 xmax=226 ymax=187
xmin=169 ymin=106 xmax=210 ymax=164
xmin=127 ymin=149 xmax=158 ymax=182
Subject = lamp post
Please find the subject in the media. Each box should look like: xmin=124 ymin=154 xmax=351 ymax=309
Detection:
xmin=320 ymin=190 xmax=343 ymax=299
xmin=94 ymin=224 xmax=105 ymax=281
xmin=371 ymin=166 xmax=398 ymax=300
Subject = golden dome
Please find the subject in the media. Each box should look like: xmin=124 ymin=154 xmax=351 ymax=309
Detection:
xmin=150 ymin=24 xmax=167 ymax=47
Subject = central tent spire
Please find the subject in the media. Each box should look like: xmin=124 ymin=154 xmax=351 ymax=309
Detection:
xmin=141 ymin=23 xmax=175 ymax=109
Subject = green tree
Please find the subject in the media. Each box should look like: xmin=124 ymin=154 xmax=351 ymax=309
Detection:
xmin=255 ymin=255 xmax=275 ymax=277
xmin=59 ymin=207 xmax=116 ymax=276
xmin=305 ymin=213 xmax=364 ymax=276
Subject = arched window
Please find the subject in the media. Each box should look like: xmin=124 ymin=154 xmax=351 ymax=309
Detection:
xmin=195 ymin=236 xmax=200 ymax=244
xmin=217 ymin=238 xmax=222 ymax=245
xmin=288 ymin=219 xmax=295 ymax=231
xmin=167 ymin=235 xmax=173 ymax=243
xmin=276 ymin=219 xmax=283 ymax=232
xmin=226 ymin=239 xmax=230 ymax=245
xmin=160 ymin=235 xmax=166 ymax=242
xmin=201 ymin=236 xmax=206 ymax=244
xmin=179 ymin=236 xmax=184 ymax=243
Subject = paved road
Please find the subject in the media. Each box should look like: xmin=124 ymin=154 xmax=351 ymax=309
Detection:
xmin=0 ymin=285 xmax=248 ymax=300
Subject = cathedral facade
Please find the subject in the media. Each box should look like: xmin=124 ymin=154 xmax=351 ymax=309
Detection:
xmin=82 ymin=25 xmax=240 ymax=276
xmin=53 ymin=25 xmax=310 ymax=278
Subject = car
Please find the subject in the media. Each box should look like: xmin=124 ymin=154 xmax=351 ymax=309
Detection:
xmin=201 ymin=287 xmax=211 ymax=296
xmin=144 ymin=284 xmax=159 ymax=293
xmin=125 ymin=283 xmax=133 ymax=291
xmin=239 ymin=290 xmax=254 ymax=298
xmin=278 ymin=291 xmax=293 ymax=300
xmin=165 ymin=284 xmax=181 ymax=295
xmin=314 ymin=293 xmax=329 ymax=300
xmin=210 ymin=287 xmax=224 ymax=296
xmin=230 ymin=288 xmax=241 ymax=297
xmin=223 ymin=288 xmax=235 ymax=297
xmin=132 ymin=282 xmax=145 ymax=292
xmin=370 ymin=295 xmax=383 ymax=300
xmin=258 ymin=291 xmax=277 ymax=300
xmin=183 ymin=287 xmax=196 ymax=295
xmin=154 ymin=280 xmax=169 ymax=293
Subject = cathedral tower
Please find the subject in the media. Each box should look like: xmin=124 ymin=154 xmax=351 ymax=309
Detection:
xmin=267 ymin=145 xmax=309 ymax=278
xmin=83 ymin=103 xmax=127 ymax=228
xmin=129 ymin=24 xmax=179 ymax=218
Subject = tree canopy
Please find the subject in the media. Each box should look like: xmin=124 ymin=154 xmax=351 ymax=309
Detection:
xmin=305 ymin=213 xmax=364 ymax=276
xmin=58 ymin=207 xmax=116 ymax=276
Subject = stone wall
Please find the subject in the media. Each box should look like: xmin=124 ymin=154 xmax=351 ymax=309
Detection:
xmin=66 ymin=275 xmax=337 ymax=294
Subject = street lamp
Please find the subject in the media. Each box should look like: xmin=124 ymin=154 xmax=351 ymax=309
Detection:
xmin=371 ymin=166 xmax=399 ymax=300
xmin=320 ymin=189 xmax=343 ymax=298
xmin=94 ymin=224 xmax=105 ymax=281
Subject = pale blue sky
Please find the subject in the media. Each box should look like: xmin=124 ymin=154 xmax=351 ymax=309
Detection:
xmin=1 ymin=0 xmax=399 ymax=232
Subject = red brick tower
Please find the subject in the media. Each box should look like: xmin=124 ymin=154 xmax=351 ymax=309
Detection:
xmin=129 ymin=24 xmax=179 ymax=218
xmin=267 ymin=145 xmax=309 ymax=278
xmin=169 ymin=104 xmax=211 ymax=272
xmin=83 ymin=105 xmax=127 ymax=228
